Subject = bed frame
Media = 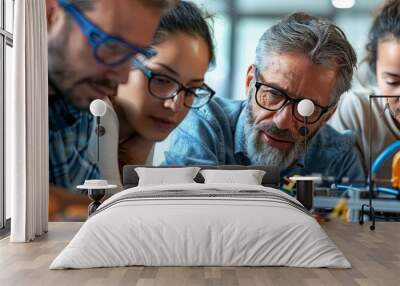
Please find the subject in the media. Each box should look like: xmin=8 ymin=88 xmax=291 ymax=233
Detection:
xmin=122 ymin=165 xmax=280 ymax=189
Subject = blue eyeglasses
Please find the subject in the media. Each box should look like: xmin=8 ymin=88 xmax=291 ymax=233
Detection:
xmin=58 ymin=0 xmax=156 ymax=66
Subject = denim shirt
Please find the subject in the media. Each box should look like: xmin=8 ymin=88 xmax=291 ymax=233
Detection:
xmin=163 ymin=96 xmax=365 ymax=184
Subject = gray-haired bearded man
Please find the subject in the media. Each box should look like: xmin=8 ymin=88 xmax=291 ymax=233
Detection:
xmin=163 ymin=12 xmax=365 ymax=185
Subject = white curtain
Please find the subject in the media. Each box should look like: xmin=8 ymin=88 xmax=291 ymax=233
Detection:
xmin=7 ymin=0 xmax=48 ymax=242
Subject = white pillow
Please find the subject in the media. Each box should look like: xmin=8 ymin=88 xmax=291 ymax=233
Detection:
xmin=200 ymin=169 xmax=266 ymax=185
xmin=135 ymin=167 xmax=200 ymax=186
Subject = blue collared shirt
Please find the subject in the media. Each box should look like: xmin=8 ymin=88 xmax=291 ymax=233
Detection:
xmin=49 ymin=95 xmax=100 ymax=191
xmin=163 ymin=97 xmax=365 ymax=184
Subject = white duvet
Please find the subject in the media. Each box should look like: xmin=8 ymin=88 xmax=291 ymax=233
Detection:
xmin=50 ymin=183 xmax=350 ymax=269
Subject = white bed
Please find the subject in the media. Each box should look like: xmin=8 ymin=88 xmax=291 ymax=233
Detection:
xmin=50 ymin=183 xmax=350 ymax=269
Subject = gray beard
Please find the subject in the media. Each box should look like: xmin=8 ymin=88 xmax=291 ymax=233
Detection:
xmin=244 ymin=103 xmax=305 ymax=171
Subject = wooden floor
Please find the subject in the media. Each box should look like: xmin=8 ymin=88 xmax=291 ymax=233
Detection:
xmin=0 ymin=221 xmax=399 ymax=286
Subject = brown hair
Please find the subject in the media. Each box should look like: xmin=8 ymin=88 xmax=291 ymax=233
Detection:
xmin=366 ymin=0 xmax=400 ymax=74
xmin=151 ymin=1 xmax=215 ymax=67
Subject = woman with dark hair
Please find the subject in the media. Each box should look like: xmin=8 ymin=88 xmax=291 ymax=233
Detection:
xmin=331 ymin=0 xmax=400 ymax=182
xmin=92 ymin=1 xmax=216 ymax=185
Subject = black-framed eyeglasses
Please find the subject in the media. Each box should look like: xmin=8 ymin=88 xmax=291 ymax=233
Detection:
xmin=132 ymin=59 xmax=215 ymax=109
xmin=253 ymin=81 xmax=334 ymax=124
xmin=58 ymin=0 xmax=156 ymax=66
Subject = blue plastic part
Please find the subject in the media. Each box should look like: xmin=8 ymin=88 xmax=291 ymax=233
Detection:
xmin=58 ymin=0 xmax=156 ymax=65
xmin=335 ymin=184 xmax=363 ymax=191
xmin=375 ymin=187 xmax=400 ymax=196
xmin=371 ymin=141 xmax=400 ymax=175
xmin=334 ymin=140 xmax=400 ymax=197
xmin=335 ymin=184 xmax=399 ymax=196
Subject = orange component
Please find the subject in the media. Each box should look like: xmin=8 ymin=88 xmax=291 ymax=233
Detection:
xmin=391 ymin=151 xmax=400 ymax=189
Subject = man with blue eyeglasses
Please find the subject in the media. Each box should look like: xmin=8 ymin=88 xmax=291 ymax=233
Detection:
xmin=164 ymin=13 xmax=366 ymax=186
xmin=46 ymin=0 xmax=177 ymax=219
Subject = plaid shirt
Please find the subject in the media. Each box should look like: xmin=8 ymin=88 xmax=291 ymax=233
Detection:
xmin=49 ymin=94 xmax=100 ymax=191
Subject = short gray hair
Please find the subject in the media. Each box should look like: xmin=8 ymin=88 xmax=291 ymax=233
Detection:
xmin=255 ymin=12 xmax=357 ymax=105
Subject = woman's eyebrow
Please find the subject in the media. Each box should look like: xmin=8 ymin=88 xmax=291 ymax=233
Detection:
xmin=154 ymin=63 xmax=179 ymax=76
xmin=189 ymin=78 xmax=204 ymax=83
xmin=383 ymin=72 xmax=400 ymax=77
xmin=154 ymin=63 xmax=205 ymax=84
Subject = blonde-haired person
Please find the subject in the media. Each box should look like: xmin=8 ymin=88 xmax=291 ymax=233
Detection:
xmin=330 ymin=0 xmax=400 ymax=184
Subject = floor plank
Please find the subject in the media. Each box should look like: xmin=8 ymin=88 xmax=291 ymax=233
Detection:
xmin=0 ymin=221 xmax=399 ymax=286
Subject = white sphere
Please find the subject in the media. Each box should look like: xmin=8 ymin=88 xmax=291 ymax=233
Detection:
xmin=297 ymin=99 xmax=315 ymax=117
xmin=90 ymin=99 xmax=107 ymax=117
xmin=331 ymin=0 xmax=355 ymax=9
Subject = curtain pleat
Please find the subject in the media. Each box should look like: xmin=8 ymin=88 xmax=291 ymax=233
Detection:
xmin=9 ymin=0 xmax=48 ymax=242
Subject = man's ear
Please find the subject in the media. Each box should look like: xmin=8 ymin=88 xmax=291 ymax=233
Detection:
xmin=46 ymin=0 xmax=59 ymax=31
xmin=245 ymin=64 xmax=256 ymax=98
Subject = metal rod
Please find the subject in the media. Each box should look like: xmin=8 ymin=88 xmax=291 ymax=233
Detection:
xmin=366 ymin=95 xmax=377 ymax=230
xmin=96 ymin=117 xmax=100 ymax=164
xmin=304 ymin=116 xmax=308 ymax=170
xmin=369 ymin=95 xmax=373 ymax=208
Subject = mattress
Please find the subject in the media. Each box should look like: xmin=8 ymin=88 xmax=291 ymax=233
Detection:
xmin=50 ymin=183 xmax=350 ymax=269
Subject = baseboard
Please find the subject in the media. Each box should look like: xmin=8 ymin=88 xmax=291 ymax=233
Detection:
xmin=0 ymin=218 xmax=11 ymax=239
